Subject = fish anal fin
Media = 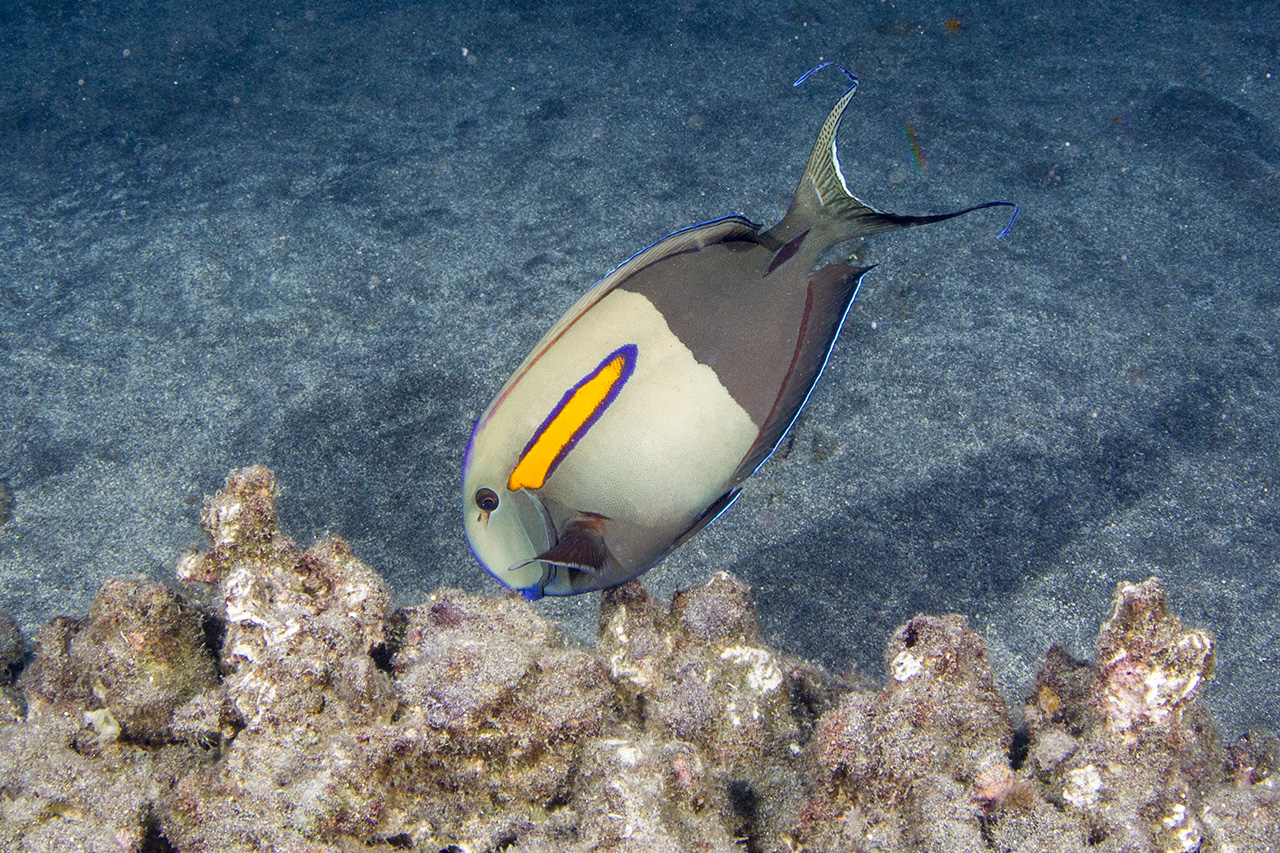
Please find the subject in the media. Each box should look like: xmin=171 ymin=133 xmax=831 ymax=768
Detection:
xmin=673 ymin=488 xmax=742 ymax=551
xmin=732 ymin=263 xmax=874 ymax=482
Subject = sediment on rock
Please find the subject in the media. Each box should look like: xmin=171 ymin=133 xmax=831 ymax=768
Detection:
xmin=0 ymin=466 xmax=1273 ymax=853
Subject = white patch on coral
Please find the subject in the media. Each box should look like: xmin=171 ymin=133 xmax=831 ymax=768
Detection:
xmin=1162 ymin=802 xmax=1186 ymax=828
xmin=83 ymin=708 xmax=121 ymax=744
xmin=1103 ymin=628 xmax=1213 ymax=732
xmin=1102 ymin=647 xmax=1127 ymax=666
xmin=175 ymin=551 xmax=204 ymax=582
xmin=892 ymin=650 xmax=923 ymax=682
xmin=608 ymin=605 xmax=629 ymax=645
xmin=719 ymin=646 xmax=782 ymax=694
xmin=208 ymin=498 xmax=244 ymax=546
xmin=1063 ymin=764 xmax=1103 ymax=809
xmin=1160 ymin=802 xmax=1203 ymax=853
xmin=615 ymin=744 xmax=643 ymax=767
xmin=604 ymin=605 xmax=656 ymax=689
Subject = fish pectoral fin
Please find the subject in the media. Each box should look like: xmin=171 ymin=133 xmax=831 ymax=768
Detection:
xmin=518 ymin=512 xmax=617 ymax=577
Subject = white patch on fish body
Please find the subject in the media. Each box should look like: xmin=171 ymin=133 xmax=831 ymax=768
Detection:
xmin=472 ymin=287 xmax=757 ymax=551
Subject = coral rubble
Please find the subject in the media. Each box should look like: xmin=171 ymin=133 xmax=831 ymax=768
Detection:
xmin=0 ymin=466 xmax=1274 ymax=852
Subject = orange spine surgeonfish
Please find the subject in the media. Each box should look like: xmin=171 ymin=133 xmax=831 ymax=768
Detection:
xmin=463 ymin=63 xmax=1015 ymax=600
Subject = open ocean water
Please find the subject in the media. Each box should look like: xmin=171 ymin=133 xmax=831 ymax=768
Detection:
xmin=1 ymin=0 xmax=1277 ymax=738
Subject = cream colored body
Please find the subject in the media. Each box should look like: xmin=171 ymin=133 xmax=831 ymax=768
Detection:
xmin=465 ymin=288 xmax=757 ymax=591
xmin=462 ymin=68 xmax=1013 ymax=599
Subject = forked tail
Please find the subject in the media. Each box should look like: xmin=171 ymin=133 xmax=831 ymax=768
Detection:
xmin=776 ymin=62 xmax=1018 ymax=244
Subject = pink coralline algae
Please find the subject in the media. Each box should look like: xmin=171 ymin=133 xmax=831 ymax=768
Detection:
xmin=0 ymin=466 xmax=1274 ymax=852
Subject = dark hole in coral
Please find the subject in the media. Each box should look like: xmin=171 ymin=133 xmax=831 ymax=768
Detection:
xmin=545 ymin=786 xmax=573 ymax=810
xmin=1086 ymin=825 xmax=1107 ymax=846
xmin=139 ymin=818 xmax=178 ymax=853
xmin=384 ymin=833 xmax=412 ymax=849
xmin=379 ymin=609 xmax=409 ymax=673
xmin=439 ymin=846 xmax=464 ymax=853
xmin=978 ymin=813 xmax=997 ymax=846
xmin=788 ymin=675 xmax=827 ymax=735
xmin=727 ymin=779 xmax=757 ymax=815
xmin=726 ymin=778 xmax=758 ymax=845
xmin=1008 ymin=726 xmax=1031 ymax=770
xmin=1 ymin=658 xmax=22 ymax=685
xmin=370 ymin=641 xmax=395 ymax=674
xmin=902 ymin=622 xmax=919 ymax=648
xmin=486 ymin=830 xmax=518 ymax=851
xmin=201 ymin=612 xmax=226 ymax=668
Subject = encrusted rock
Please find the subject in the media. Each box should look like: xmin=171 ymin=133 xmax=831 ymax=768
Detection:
xmin=572 ymin=733 xmax=739 ymax=853
xmin=598 ymin=571 xmax=831 ymax=849
xmin=1092 ymin=577 xmax=1214 ymax=736
xmin=0 ymin=613 xmax=23 ymax=685
xmin=17 ymin=577 xmax=218 ymax=746
xmin=0 ymin=469 xmax=1273 ymax=853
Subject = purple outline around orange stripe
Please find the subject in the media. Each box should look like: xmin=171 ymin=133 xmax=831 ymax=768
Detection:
xmin=509 ymin=343 xmax=638 ymax=491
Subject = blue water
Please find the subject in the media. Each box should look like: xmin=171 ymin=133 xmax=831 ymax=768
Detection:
xmin=1 ymin=0 xmax=1276 ymax=736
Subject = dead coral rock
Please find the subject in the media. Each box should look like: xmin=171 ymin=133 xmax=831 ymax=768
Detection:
xmin=668 ymin=568 xmax=759 ymax=644
xmin=17 ymin=615 xmax=87 ymax=716
xmin=1198 ymin=782 xmax=1280 ymax=852
xmin=192 ymin=464 xmax=283 ymax=564
xmin=981 ymin=783 xmax=1087 ymax=853
xmin=571 ymin=733 xmax=740 ymax=853
xmin=819 ymin=614 xmax=1012 ymax=791
xmin=1092 ymin=577 xmax=1215 ymax=736
xmin=395 ymin=589 xmax=562 ymax=732
xmin=1022 ymin=643 xmax=1095 ymax=781
xmin=598 ymin=572 xmax=841 ymax=852
xmin=162 ymin=467 xmax=405 ymax=852
xmin=1025 ymin=642 xmax=1097 ymax=734
xmin=905 ymin=774 xmax=987 ymax=853
xmin=600 ymin=572 xmax=804 ymax=764
xmin=0 ymin=705 xmax=208 ymax=852
xmin=165 ymin=469 xmax=618 ymax=853
xmin=17 ymin=578 xmax=218 ymax=745
xmin=804 ymin=614 xmax=1015 ymax=853
xmin=73 ymin=577 xmax=219 ymax=743
xmin=181 ymin=467 xmax=394 ymax=730
xmin=1020 ymin=578 xmax=1225 ymax=853
xmin=169 ymin=687 xmax=236 ymax=750
xmin=0 ymin=465 xmax=1273 ymax=853
xmin=389 ymin=589 xmax=614 ymax=850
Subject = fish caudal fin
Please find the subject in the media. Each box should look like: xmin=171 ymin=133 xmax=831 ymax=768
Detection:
xmin=779 ymin=63 xmax=1018 ymax=244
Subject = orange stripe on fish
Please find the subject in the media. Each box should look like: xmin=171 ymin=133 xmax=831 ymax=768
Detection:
xmin=508 ymin=344 xmax=638 ymax=491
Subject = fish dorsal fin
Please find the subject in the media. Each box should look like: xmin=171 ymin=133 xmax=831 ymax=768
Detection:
xmin=731 ymin=262 xmax=874 ymax=483
xmin=517 ymin=513 xmax=617 ymax=577
xmin=540 ymin=215 xmax=761 ymax=346
xmin=770 ymin=67 xmax=1017 ymax=246
xmin=489 ymin=216 xmax=764 ymax=411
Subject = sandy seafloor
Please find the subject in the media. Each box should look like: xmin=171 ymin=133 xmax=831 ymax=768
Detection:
xmin=0 ymin=0 xmax=1277 ymax=740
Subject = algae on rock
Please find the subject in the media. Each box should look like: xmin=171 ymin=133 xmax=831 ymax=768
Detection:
xmin=0 ymin=466 xmax=1274 ymax=853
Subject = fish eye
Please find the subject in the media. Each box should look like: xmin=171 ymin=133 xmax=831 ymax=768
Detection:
xmin=475 ymin=487 xmax=499 ymax=512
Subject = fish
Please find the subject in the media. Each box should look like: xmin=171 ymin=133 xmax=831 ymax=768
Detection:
xmin=462 ymin=63 xmax=1016 ymax=600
